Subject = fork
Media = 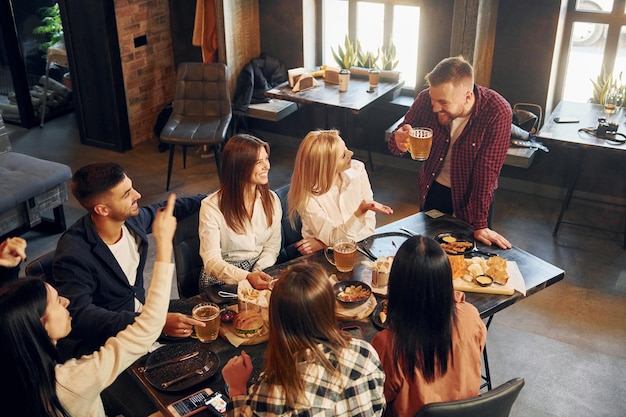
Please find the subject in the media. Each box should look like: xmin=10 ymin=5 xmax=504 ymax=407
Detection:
xmin=160 ymin=364 xmax=211 ymax=388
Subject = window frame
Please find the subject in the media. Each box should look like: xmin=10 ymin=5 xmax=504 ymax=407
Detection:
xmin=317 ymin=0 xmax=422 ymax=95
xmin=554 ymin=0 xmax=626 ymax=105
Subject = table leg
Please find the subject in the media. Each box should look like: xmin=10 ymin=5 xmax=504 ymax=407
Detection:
xmin=553 ymin=148 xmax=584 ymax=237
xmin=481 ymin=315 xmax=494 ymax=391
xmin=623 ymin=211 xmax=626 ymax=250
xmin=40 ymin=58 xmax=51 ymax=127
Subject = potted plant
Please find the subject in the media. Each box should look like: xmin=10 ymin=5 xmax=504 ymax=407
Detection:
xmin=377 ymin=40 xmax=400 ymax=81
xmin=33 ymin=3 xmax=64 ymax=55
xmin=356 ymin=47 xmax=380 ymax=69
xmin=33 ymin=3 xmax=70 ymax=89
xmin=331 ymin=35 xmax=357 ymax=70
xmin=381 ymin=40 xmax=399 ymax=71
xmin=590 ymin=67 xmax=623 ymax=106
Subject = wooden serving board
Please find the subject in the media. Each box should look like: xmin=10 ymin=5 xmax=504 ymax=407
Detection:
xmin=453 ymin=279 xmax=514 ymax=295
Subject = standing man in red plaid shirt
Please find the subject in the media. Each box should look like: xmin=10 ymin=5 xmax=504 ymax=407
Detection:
xmin=389 ymin=56 xmax=512 ymax=249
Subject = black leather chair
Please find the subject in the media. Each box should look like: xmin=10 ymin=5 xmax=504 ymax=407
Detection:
xmin=413 ymin=378 xmax=525 ymax=417
xmin=173 ymin=211 xmax=203 ymax=299
xmin=25 ymin=250 xmax=56 ymax=284
xmin=273 ymin=183 xmax=302 ymax=264
xmin=160 ymin=62 xmax=232 ymax=190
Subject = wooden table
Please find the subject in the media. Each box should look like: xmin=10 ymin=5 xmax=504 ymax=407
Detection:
xmin=265 ymin=75 xmax=405 ymax=170
xmin=536 ymin=100 xmax=626 ymax=248
xmin=129 ymin=212 xmax=564 ymax=416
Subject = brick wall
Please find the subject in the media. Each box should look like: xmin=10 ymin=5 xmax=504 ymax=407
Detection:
xmin=114 ymin=0 xmax=176 ymax=146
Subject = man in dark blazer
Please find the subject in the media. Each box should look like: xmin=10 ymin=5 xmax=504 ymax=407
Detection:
xmin=54 ymin=162 xmax=204 ymax=359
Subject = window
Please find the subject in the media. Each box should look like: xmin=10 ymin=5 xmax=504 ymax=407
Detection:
xmin=560 ymin=0 xmax=626 ymax=103
xmin=321 ymin=0 xmax=420 ymax=90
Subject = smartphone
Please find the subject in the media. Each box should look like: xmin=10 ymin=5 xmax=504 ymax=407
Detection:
xmin=342 ymin=325 xmax=364 ymax=339
xmin=205 ymin=390 xmax=228 ymax=416
xmin=167 ymin=388 xmax=228 ymax=417
xmin=554 ymin=117 xmax=579 ymax=123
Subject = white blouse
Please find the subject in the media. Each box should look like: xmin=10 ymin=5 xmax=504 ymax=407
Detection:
xmin=199 ymin=190 xmax=282 ymax=284
xmin=300 ymin=159 xmax=376 ymax=246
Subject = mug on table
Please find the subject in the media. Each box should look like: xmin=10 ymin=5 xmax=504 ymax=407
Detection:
xmin=324 ymin=238 xmax=357 ymax=272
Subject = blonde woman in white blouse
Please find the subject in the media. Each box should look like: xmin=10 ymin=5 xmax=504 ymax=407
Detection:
xmin=288 ymin=130 xmax=393 ymax=255
xmin=199 ymin=134 xmax=282 ymax=291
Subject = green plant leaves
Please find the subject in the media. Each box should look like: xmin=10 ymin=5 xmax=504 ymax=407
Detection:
xmin=331 ymin=35 xmax=357 ymax=69
xmin=32 ymin=4 xmax=64 ymax=54
xmin=381 ymin=41 xmax=398 ymax=71
xmin=590 ymin=67 xmax=624 ymax=105
xmin=331 ymin=35 xmax=399 ymax=71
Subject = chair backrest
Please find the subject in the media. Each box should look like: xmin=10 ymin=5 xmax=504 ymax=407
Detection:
xmin=273 ymin=183 xmax=303 ymax=264
xmin=173 ymin=211 xmax=203 ymax=299
xmin=173 ymin=62 xmax=232 ymax=119
xmin=25 ymin=250 xmax=56 ymax=284
xmin=413 ymin=378 xmax=525 ymax=417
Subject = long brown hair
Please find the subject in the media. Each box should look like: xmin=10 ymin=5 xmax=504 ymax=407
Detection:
xmin=288 ymin=130 xmax=341 ymax=228
xmin=218 ymin=134 xmax=274 ymax=233
xmin=387 ymin=235 xmax=457 ymax=382
xmin=265 ymin=262 xmax=350 ymax=407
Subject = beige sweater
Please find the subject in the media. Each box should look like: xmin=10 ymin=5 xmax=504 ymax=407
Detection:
xmin=55 ymin=261 xmax=174 ymax=417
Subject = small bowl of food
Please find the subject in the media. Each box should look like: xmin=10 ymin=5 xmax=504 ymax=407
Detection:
xmin=334 ymin=281 xmax=372 ymax=307
xmin=475 ymin=274 xmax=494 ymax=287
xmin=220 ymin=309 xmax=236 ymax=324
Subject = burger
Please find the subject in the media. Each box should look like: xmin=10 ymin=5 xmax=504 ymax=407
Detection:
xmin=233 ymin=310 xmax=264 ymax=338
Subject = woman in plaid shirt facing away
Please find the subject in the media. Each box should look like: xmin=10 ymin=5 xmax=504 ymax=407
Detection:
xmin=222 ymin=262 xmax=386 ymax=416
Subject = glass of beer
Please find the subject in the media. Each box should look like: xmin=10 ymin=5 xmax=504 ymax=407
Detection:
xmin=192 ymin=302 xmax=220 ymax=343
xmin=324 ymin=238 xmax=357 ymax=272
xmin=604 ymin=87 xmax=622 ymax=117
xmin=408 ymin=127 xmax=433 ymax=161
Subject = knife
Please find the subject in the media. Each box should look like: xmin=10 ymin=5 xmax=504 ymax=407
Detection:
xmin=138 ymin=350 xmax=200 ymax=373
xmin=357 ymin=246 xmax=377 ymax=261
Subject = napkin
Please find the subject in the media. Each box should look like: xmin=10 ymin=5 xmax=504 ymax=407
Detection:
xmin=292 ymin=73 xmax=319 ymax=92
xmin=507 ymin=261 xmax=526 ymax=296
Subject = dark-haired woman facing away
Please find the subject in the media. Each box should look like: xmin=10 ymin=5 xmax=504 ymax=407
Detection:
xmin=199 ymin=134 xmax=281 ymax=291
xmin=0 ymin=194 xmax=179 ymax=417
xmin=371 ymin=235 xmax=486 ymax=417
xmin=222 ymin=262 xmax=385 ymax=416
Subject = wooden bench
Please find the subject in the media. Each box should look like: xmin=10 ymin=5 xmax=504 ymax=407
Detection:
xmin=232 ymin=99 xmax=298 ymax=134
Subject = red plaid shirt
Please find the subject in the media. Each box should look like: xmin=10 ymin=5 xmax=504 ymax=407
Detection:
xmin=389 ymin=85 xmax=512 ymax=230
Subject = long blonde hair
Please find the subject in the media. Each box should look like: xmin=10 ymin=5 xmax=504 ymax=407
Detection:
xmin=264 ymin=262 xmax=350 ymax=407
xmin=288 ymin=130 xmax=341 ymax=227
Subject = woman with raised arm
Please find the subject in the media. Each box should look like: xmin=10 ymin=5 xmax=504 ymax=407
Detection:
xmin=371 ymin=235 xmax=487 ymax=416
xmin=288 ymin=129 xmax=393 ymax=256
xmin=198 ymin=134 xmax=282 ymax=291
xmin=0 ymin=194 xmax=182 ymax=417
xmin=222 ymin=261 xmax=385 ymax=416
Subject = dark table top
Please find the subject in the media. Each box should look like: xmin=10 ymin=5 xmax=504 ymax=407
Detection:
xmin=130 ymin=212 xmax=564 ymax=416
xmin=265 ymin=76 xmax=405 ymax=114
xmin=537 ymin=100 xmax=626 ymax=152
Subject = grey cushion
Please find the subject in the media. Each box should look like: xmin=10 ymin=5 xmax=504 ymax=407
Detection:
xmin=0 ymin=152 xmax=72 ymax=212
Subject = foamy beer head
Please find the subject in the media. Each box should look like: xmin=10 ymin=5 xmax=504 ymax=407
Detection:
xmin=192 ymin=302 xmax=220 ymax=342
xmin=408 ymin=127 xmax=433 ymax=161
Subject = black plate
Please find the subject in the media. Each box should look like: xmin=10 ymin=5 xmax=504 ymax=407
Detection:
xmin=359 ymin=232 xmax=411 ymax=260
xmin=143 ymin=340 xmax=220 ymax=392
xmin=334 ymin=280 xmax=372 ymax=307
xmin=371 ymin=299 xmax=388 ymax=330
xmin=434 ymin=233 xmax=474 ymax=255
